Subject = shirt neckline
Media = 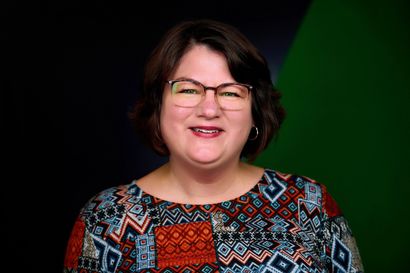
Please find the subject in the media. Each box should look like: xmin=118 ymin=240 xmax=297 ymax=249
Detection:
xmin=130 ymin=168 xmax=274 ymax=208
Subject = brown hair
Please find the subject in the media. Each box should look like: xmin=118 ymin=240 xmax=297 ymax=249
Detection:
xmin=129 ymin=19 xmax=285 ymax=162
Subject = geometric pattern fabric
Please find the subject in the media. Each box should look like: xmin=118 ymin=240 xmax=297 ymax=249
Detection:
xmin=64 ymin=169 xmax=364 ymax=272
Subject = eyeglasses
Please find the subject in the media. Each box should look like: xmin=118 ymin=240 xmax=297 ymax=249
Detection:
xmin=166 ymin=79 xmax=252 ymax=110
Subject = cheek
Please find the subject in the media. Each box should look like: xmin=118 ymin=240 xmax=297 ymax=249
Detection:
xmin=160 ymin=104 xmax=191 ymax=133
xmin=239 ymin=108 xmax=254 ymax=137
xmin=239 ymin=106 xmax=253 ymax=127
xmin=227 ymin=111 xmax=253 ymax=141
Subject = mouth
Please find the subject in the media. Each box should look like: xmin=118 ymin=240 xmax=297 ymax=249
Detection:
xmin=189 ymin=126 xmax=224 ymax=137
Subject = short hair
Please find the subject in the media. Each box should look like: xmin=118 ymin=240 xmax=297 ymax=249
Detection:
xmin=129 ymin=19 xmax=286 ymax=162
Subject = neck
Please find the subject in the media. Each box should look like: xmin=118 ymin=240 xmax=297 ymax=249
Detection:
xmin=163 ymin=156 xmax=247 ymax=204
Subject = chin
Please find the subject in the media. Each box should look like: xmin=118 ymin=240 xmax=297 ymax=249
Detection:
xmin=187 ymin=152 xmax=224 ymax=166
xmin=190 ymin=155 xmax=221 ymax=165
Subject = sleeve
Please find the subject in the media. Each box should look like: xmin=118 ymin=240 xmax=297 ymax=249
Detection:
xmin=63 ymin=186 xmax=126 ymax=273
xmin=320 ymin=184 xmax=364 ymax=273
xmin=63 ymin=191 xmax=111 ymax=273
xmin=63 ymin=214 xmax=102 ymax=273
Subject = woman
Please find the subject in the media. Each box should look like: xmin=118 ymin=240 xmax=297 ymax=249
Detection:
xmin=64 ymin=19 xmax=364 ymax=272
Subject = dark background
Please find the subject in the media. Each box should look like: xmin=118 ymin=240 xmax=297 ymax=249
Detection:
xmin=4 ymin=1 xmax=311 ymax=272
xmin=4 ymin=1 xmax=409 ymax=272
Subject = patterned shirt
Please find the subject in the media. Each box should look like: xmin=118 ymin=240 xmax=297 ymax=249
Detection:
xmin=64 ymin=169 xmax=364 ymax=272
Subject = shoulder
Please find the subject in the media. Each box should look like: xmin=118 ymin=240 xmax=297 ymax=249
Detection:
xmin=78 ymin=180 xmax=144 ymax=222
xmin=262 ymin=168 xmax=343 ymax=217
xmin=262 ymin=168 xmax=325 ymax=194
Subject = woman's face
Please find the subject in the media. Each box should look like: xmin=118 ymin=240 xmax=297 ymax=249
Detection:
xmin=160 ymin=44 xmax=253 ymax=167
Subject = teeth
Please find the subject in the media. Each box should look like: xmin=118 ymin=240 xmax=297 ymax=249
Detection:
xmin=193 ymin=128 xmax=220 ymax=134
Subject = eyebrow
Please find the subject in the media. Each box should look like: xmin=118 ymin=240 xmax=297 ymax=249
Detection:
xmin=170 ymin=77 xmax=240 ymax=86
xmin=172 ymin=77 xmax=198 ymax=82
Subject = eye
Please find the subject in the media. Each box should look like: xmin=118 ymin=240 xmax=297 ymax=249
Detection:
xmin=219 ymin=91 xmax=240 ymax=97
xmin=179 ymin=88 xmax=200 ymax=94
xmin=172 ymin=81 xmax=202 ymax=95
xmin=218 ymin=84 xmax=247 ymax=98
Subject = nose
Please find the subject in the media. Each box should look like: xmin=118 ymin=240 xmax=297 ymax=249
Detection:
xmin=195 ymin=90 xmax=221 ymax=118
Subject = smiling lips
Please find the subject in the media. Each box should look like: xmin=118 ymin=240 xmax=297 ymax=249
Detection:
xmin=190 ymin=126 xmax=223 ymax=138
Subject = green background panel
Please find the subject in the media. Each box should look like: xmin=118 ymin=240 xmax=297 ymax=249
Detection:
xmin=255 ymin=0 xmax=409 ymax=271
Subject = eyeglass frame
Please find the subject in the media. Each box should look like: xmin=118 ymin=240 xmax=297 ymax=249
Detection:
xmin=165 ymin=78 xmax=253 ymax=108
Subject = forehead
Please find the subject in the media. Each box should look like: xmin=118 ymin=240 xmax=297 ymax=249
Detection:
xmin=171 ymin=45 xmax=235 ymax=84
